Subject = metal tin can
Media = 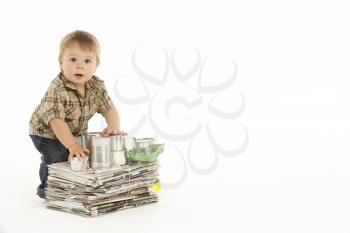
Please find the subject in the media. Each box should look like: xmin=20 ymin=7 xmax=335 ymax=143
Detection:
xmin=124 ymin=136 xmax=134 ymax=151
xmin=134 ymin=138 xmax=154 ymax=153
xmin=90 ymin=135 xmax=111 ymax=169
xmin=86 ymin=132 xmax=101 ymax=150
xmin=70 ymin=156 xmax=89 ymax=172
xmin=110 ymin=135 xmax=125 ymax=151
xmin=110 ymin=150 xmax=126 ymax=166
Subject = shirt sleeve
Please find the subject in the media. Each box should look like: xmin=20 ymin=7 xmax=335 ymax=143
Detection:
xmin=97 ymin=82 xmax=114 ymax=114
xmin=39 ymin=88 xmax=66 ymax=126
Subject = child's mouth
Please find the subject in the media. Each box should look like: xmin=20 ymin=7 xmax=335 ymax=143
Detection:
xmin=74 ymin=73 xmax=84 ymax=79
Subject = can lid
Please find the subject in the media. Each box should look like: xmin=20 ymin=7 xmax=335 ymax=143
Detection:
xmin=110 ymin=135 xmax=124 ymax=138
xmin=134 ymin=138 xmax=154 ymax=143
xmin=88 ymin=132 xmax=101 ymax=136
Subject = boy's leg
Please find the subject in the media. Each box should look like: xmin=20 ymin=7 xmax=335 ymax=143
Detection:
xmin=29 ymin=135 xmax=69 ymax=198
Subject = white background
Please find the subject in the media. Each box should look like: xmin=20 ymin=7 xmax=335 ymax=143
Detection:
xmin=0 ymin=0 xmax=350 ymax=232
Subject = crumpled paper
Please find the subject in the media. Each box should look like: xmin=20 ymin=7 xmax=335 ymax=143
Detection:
xmin=128 ymin=144 xmax=164 ymax=163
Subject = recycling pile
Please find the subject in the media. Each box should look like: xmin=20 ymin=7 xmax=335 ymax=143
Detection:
xmin=43 ymin=135 xmax=163 ymax=217
xmin=45 ymin=161 xmax=160 ymax=217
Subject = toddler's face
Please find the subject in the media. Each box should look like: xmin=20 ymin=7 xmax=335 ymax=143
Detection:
xmin=60 ymin=42 xmax=97 ymax=87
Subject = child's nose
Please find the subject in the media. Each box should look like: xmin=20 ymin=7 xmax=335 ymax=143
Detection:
xmin=75 ymin=63 xmax=84 ymax=69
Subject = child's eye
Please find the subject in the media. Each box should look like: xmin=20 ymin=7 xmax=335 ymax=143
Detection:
xmin=70 ymin=58 xmax=76 ymax=62
xmin=85 ymin=59 xmax=91 ymax=63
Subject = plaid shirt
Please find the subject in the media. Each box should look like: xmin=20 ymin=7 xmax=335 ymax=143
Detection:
xmin=29 ymin=72 xmax=114 ymax=138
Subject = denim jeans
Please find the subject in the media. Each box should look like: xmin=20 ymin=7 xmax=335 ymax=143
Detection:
xmin=30 ymin=135 xmax=69 ymax=198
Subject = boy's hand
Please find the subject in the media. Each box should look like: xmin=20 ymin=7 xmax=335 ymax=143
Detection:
xmin=68 ymin=143 xmax=90 ymax=161
xmin=102 ymin=127 xmax=128 ymax=136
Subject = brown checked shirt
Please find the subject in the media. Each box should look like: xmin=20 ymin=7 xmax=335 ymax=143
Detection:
xmin=29 ymin=72 xmax=114 ymax=138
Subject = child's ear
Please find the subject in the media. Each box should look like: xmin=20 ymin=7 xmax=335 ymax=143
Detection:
xmin=58 ymin=57 xmax=63 ymax=69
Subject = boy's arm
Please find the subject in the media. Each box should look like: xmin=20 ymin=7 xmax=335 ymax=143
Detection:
xmin=101 ymin=106 xmax=127 ymax=136
xmin=50 ymin=118 xmax=89 ymax=160
xmin=101 ymin=106 xmax=120 ymax=130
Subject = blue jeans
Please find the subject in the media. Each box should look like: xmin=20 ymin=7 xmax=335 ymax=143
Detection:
xmin=30 ymin=135 xmax=69 ymax=198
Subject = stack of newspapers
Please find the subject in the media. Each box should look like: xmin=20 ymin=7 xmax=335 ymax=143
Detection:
xmin=44 ymin=161 xmax=159 ymax=217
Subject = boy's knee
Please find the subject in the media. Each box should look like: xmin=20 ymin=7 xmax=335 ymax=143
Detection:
xmin=51 ymin=154 xmax=68 ymax=163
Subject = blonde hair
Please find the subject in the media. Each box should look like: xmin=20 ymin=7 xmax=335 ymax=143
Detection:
xmin=58 ymin=30 xmax=101 ymax=66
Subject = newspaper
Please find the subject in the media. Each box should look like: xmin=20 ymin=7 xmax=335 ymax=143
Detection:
xmin=44 ymin=161 xmax=160 ymax=217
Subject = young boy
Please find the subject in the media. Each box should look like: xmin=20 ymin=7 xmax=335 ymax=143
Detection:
xmin=29 ymin=30 xmax=127 ymax=198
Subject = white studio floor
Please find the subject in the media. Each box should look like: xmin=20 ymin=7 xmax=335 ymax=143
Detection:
xmin=1 ymin=138 xmax=350 ymax=233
